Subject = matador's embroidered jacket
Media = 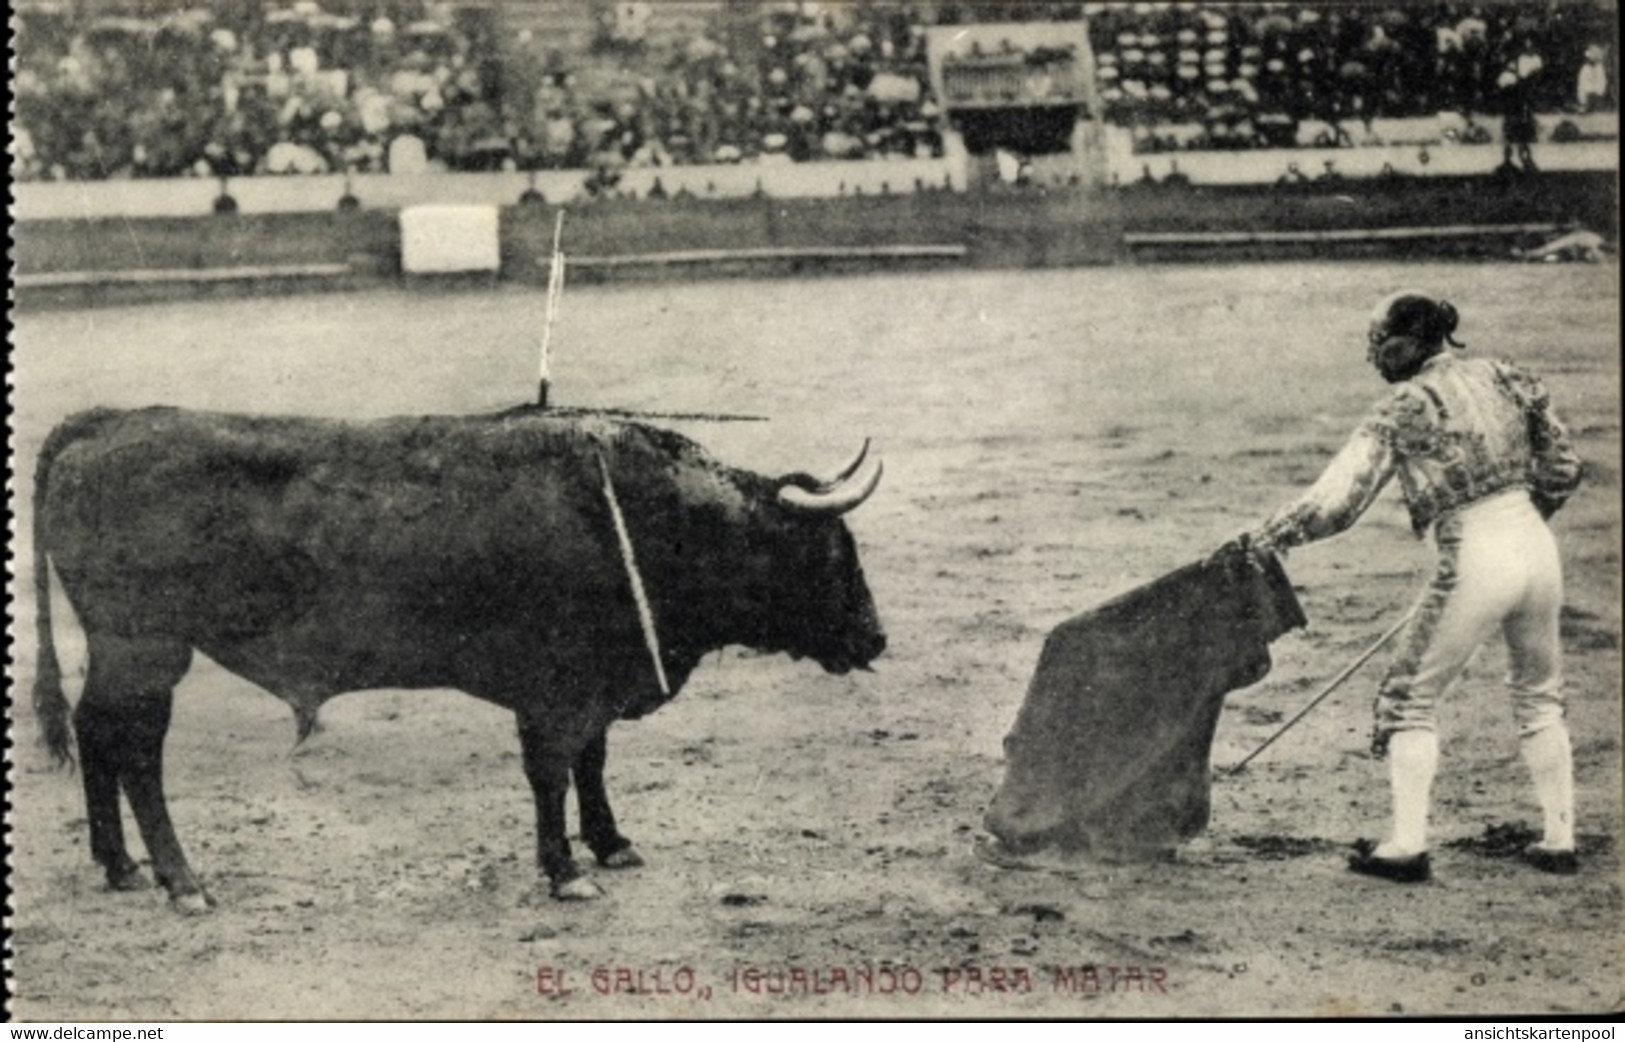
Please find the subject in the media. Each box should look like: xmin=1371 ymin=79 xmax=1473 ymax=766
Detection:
xmin=1255 ymin=352 xmax=1582 ymax=551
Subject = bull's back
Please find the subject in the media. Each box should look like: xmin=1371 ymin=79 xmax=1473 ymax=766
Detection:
xmin=38 ymin=408 xmax=640 ymax=688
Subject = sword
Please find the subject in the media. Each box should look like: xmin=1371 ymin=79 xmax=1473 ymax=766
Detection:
xmin=1224 ymin=606 xmax=1416 ymax=775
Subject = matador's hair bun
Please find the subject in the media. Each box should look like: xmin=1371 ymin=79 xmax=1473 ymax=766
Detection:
xmin=1369 ymin=291 xmax=1465 ymax=350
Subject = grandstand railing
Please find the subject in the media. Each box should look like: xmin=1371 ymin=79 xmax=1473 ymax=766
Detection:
xmin=1106 ymin=129 xmax=1616 ymax=187
xmin=13 ymin=153 xmax=969 ymax=222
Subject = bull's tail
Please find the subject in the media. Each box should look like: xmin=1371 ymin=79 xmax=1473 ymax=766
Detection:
xmin=33 ymin=457 xmax=73 ymax=764
xmin=32 ymin=412 xmax=114 ymax=766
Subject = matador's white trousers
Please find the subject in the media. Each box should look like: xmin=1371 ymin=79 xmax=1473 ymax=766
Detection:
xmin=1374 ymin=489 xmax=1565 ymax=749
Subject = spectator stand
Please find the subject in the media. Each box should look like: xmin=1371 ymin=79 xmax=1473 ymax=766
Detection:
xmin=10 ymin=0 xmax=1616 ymax=205
xmin=14 ymin=0 xmax=968 ymax=189
xmin=13 ymin=0 xmax=968 ymax=218
xmin=13 ymin=0 xmax=508 ymax=181
xmin=1080 ymin=1 xmax=1617 ymax=188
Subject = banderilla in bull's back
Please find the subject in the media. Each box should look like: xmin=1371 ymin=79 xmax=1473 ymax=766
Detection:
xmin=30 ymin=404 xmax=885 ymax=910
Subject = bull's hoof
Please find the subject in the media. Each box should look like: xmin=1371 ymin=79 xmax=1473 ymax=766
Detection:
xmin=171 ymin=890 xmax=214 ymax=916
xmin=551 ymin=876 xmax=605 ymax=902
xmin=972 ymin=833 xmax=1040 ymax=871
xmin=598 ymin=847 xmax=645 ymax=870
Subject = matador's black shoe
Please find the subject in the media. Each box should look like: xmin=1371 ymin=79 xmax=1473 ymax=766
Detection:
xmin=1348 ymin=838 xmax=1432 ymax=883
xmin=1522 ymin=846 xmax=1579 ymax=875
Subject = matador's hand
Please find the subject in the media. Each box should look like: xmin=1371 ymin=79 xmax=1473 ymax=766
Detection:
xmin=1210 ymin=531 xmax=1274 ymax=567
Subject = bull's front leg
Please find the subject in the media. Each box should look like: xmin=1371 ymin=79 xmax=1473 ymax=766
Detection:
xmin=515 ymin=714 xmax=603 ymax=901
xmin=574 ymin=731 xmax=644 ymax=870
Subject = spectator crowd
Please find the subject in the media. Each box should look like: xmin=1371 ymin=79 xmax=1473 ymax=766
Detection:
xmin=11 ymin=0 xmax=1616 ymax=182
xmin=13 ymin=0 xmax=946 ymax=182
xmin=523 ymin=0 xmax=946 ymax=171
xmin=1084 ymin=2 xmax=1615 ymax=152
xmin=14 ymin=1 xmax=505 ymax=180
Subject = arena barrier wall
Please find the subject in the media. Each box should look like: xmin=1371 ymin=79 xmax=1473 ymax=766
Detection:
xmin=12 ymin=171 xmax=1615 ymax=308
xmin=1110 ymin=138 xmax=1618 ymax=186
xmin=1101 ymin=113 xmax=1619 ymax=186
xmin=13 ymin=113 xmax=1615 ymax=223
xmin=11 ymin=154 xmax=969 ymax=223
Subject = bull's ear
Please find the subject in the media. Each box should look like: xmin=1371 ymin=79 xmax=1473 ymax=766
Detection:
xmin=778 ymin=456 xmax=882 ymax=517
xmin=776 ymin=438 xmax=871 ymax=493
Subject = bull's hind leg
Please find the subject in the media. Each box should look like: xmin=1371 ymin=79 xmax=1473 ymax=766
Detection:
xmin=574 ymin=733 xmax=644 ymax=869
xmin=74 ymin=691 xmax=147 ymax=893
xmin=516 ymin=714 xmax=603 ymax=901
xmin=79 ymin=632 xmax=209 ymax=913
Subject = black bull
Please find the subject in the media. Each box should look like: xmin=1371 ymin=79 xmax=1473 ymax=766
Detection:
xmin=31 ymin=406 xmax=886 ymax=908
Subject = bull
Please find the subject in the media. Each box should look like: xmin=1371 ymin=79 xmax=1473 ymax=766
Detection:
xmin=30 ymin=406 xmax=885 ymax=910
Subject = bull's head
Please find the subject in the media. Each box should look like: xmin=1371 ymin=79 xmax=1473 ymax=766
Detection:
xmin=759 ymin=441 xmax=887 ymax=674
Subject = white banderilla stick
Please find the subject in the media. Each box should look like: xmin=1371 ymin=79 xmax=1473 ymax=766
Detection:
xmin=597 ymin=452 xmax=670 ymax=697
xmin=538 ymin=210 xmax=565 ymax=406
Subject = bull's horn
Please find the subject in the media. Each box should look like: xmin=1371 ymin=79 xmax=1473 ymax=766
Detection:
xmin=778 ymin=456 xmax=883 ymax=516
xmin=820 ymin=437 xmax=871 ymax=489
